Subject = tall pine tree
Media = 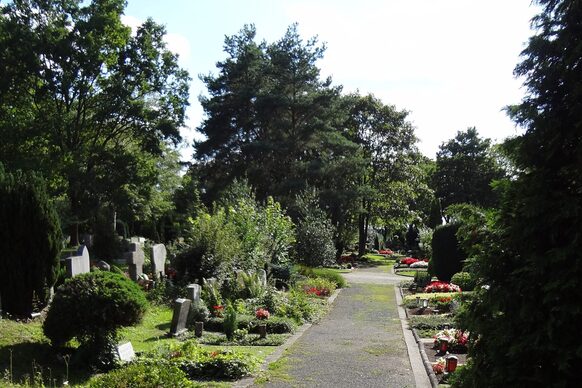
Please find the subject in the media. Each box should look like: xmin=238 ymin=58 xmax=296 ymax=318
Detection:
xmin=457 ymin=1 xmax=582 ymax=386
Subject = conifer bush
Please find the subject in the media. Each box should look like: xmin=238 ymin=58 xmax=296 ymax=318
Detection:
xmin=0 ymin=164 xmax=62 ymax=316
xmin=430 ymin=223 xmax=465 ymax=282
xmin=44 ymin=271 xmax=148 ymax=370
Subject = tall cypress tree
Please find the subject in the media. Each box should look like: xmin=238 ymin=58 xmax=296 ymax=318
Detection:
xmin=457 ymin=1 xmax=582 ymax=386
xmin=0 ymin=164 xmax=62 ymax=316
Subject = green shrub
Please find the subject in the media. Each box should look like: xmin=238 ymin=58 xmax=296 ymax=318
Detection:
xmin=200 ymin=332 xmax=288 ymax=346
xmin=276 ymin=289 xmax=321 ymax=323
xmin=223 ymin=302 xmax=237 ymax=340
xmin=430 ymin=223 xmax=465 ymax=282
xmin=202 ymin=278 xmax=223 ymax=309
xmin=269 ymin=263 xmax=293 ymax=288
xmin=88 ymin=362 xmax=194 ymax=387
xmin=174 ymin=209 xmax=240 ymax=283
xmin=294 ymin=190 xmax=336 ymax=267
xmin=298 ymin=266 xmax=347 ymax=288
xmin=187 ymin=299 xmax=210 ymax=325
xmin=414 ymin=271 xmax=432 ymax=288
xmin=451 ymin=272 xmax=476 ymax=291
xmin=144 ymin=341 xmax=260 ymax=380
xmin=250 ymin=316 xmax=297 ymax=334
xmin=0 ymin=165 xmax=62 ymax=316
xmin=44 ymin=272 xmax=148 ymax=370
xmin=295 ymin=277 xmax=337 ymax=297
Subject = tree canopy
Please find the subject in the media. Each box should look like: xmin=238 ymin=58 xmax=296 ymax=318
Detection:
xmin=432 ymin=127 xmax=504 ymax=211
xmin=0 ymin=0 xmax=190 ymax=243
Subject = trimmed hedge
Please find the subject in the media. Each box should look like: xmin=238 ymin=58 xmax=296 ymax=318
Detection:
xmin=430 ymin=223 xmax=465 ymax=282
xmin=44 ymin=272 xmax=148 ymax=346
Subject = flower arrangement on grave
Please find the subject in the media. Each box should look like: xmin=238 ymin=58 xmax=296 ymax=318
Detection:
xmin=378 ymin=249 xmax=393 ymax=255
xmin=424 ymin=281 xmax=461 ymax=293
xmin=433 ymin=328 xmax=468 ymax=350
xmin=255 ymin=308 xmax=270 ymax=320
xmin=433 ymin=357 xmax=446 ymax=374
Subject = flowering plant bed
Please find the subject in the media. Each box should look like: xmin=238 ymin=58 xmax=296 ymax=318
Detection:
xmin=378 ymin=249 xmax=393 ymax=255
xmin=424 ymin=281 xmax=461 ymax=293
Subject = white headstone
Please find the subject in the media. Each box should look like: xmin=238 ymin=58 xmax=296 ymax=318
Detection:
xmin=65 ymin=245 xmax=90 ymax=277
xmin=258 ymin=269 xmax=267 ymax=287
xmin=151 ymin=244 xmax=167 ymax=279
xmin=117 ymin=342 xmax=136 ymax=362
xmin=186 ymin=284 xmax=201 ymax=302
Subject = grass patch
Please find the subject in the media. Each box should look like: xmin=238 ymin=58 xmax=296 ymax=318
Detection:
xmin=118 ymin=305 xmax=179 ymax=353
xmin=396 ymin=270 xmax=417 ymax=277
xmin=254 ymin=355 xmax=293 ymax=384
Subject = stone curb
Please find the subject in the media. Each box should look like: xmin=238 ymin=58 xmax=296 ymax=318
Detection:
xmin=398 ymin=286 xmax=439 ymax=388
xmin=395 ymin=285 xmax=432 ymax=388
xmin=233 ymin=288 xmax=342 ymax=388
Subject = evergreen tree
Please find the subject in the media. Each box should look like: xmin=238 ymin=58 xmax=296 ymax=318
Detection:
xmin=432 ymin=127 xmax=504 ymax=211
xmin=457 ymin=1 xmax=582 ymax=386
xmin=0 ymin=164 xmax=62 ymax=316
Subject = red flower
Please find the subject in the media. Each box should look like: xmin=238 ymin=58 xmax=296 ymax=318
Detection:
xmin=212 ymin=305 xmax=224 ymax=317
xmin=400 ymin=257 xmax=420 ymax=266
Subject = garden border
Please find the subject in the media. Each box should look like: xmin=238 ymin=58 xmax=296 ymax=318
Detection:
xmin=233 ymin=288 xmax=342 ymax=388
xmin=396 ymin=285 xmax=437 ymax=388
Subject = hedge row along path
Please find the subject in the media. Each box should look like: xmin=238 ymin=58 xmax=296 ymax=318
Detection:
xmin=254 ymin=265 xmax=425 ymax=387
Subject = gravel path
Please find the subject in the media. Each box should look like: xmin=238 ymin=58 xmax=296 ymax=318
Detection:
xmin=254 ymin=266 xmax=415 ymax=387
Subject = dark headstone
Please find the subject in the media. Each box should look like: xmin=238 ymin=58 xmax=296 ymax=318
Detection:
xmin=170 ymin=298 xmax=191 ymax=336
xmin=95 ymin=260 xmax=111 ymax=271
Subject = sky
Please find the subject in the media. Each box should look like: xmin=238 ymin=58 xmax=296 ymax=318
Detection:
xmin=123 ymin=0 xmax=539 ymax=160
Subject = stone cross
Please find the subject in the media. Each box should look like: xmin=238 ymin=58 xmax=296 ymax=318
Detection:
xmin=65 ymin=245 xmax=90 ymax=277
xmin=186 ymin=284 xmax=201 ymax=302
xmin=151 ymin=244 xmax=167 ymax=279
xmin=170 ymin=298 xmax=191 ymax=336
xmin=125 ymin=243 xmax=145 ymax=281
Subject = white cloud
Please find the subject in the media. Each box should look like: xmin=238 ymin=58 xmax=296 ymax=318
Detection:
xmin=283 ymin=0 xmax=536 ymax=157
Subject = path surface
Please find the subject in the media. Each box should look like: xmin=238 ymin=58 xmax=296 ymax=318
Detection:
xmin=254 ymin=266 xmax=416 ymax=387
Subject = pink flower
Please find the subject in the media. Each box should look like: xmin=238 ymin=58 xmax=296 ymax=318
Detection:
xmin=255 ymin=308 xmax=270 ymax=320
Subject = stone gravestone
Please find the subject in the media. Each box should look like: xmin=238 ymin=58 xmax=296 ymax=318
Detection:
xmin=170 ymin=298 xmax=191 ymax=336
xmin=65 ymin=245 xmax=90 ymax=277
xmin=151 ymin=244 xmax=167 ymax=279
xmin=125 ymin=243 xmax=145 ymax=281
xmin=258 ymin=269 xmax=267 ymax=287
xmin=95 ymin=260 xmax=110 ymax=271
xmin=186 ymin=284 xmax=201 ymax=303
xmin=116 ymin=342 xmax=136 ymax=362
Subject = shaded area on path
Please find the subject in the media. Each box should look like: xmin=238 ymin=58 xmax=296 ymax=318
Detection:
xmin=255 ymin=266 xmax=414 ymax=388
